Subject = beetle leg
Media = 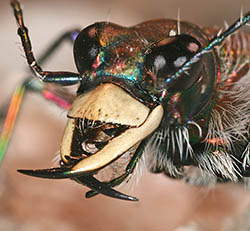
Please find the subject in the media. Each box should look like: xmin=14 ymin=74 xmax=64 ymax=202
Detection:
xmin=11 ymin=0 xmax=81 ymax=86
xmin=23 ymin=25 xmax=80 ymax=106
xmin=0 ymin=26 xmax=80 ymax=163
xmin=35 ymin=30 xmax=80 ymax=66
xmin=12 ymin=25 xmax=80 ymax=108
xmin=0 ymin=83 xmax=25 ymax=163
xmin=0 ymin=78 xmax=73 ymax=163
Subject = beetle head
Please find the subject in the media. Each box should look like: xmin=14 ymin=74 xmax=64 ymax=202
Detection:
xmin=20 ymin=20 xmax=218 ymax=201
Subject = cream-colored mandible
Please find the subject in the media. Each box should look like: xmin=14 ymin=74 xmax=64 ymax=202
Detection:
xmin=71 ymin=105 xmax=163 ymax=174
xmin=68 ymin=83 xmax=150 ymax=126
xmin=60 ymin=83 xmax=164 ymax=173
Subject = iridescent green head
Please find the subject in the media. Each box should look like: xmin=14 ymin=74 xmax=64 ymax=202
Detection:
xmin=74 ymin=20 xmax=218 ymax=128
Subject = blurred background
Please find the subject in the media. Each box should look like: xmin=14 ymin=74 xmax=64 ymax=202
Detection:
xmin=0 ymin=0 xmax=250 ymax=230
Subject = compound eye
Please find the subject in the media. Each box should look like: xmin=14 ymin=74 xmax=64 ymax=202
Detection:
xmin=144 ymin=34 xmax=202 ymax=92
xmin=74 ymin=24 xmax=101 ymax=74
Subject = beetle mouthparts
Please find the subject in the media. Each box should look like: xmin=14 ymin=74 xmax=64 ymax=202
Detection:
xmin=17 ymin=168 xmax=138 ymax=201
xmin=74 ymin=175 xmax=138 ymax=201
xmin=17 ymin=84 xmax=163 ymax=201
xmin=17 ymin=167 xmax=81 ymax=179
